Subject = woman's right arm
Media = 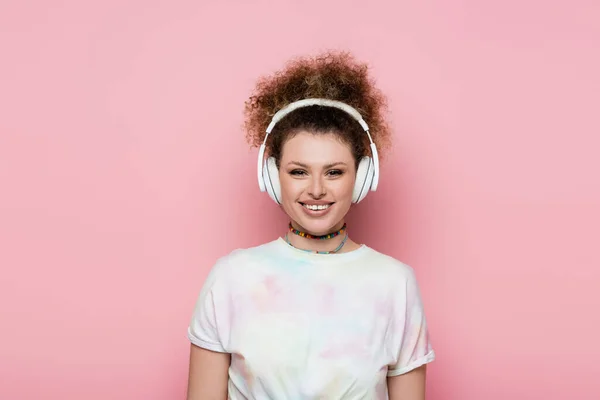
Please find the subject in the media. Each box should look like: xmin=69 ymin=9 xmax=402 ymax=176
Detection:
xmin=186 ymin=344 xmax=231 ymax=400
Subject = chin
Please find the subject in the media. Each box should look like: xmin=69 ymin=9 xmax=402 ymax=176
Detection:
xmin=294 ymin=215 xmax=342 ymax=235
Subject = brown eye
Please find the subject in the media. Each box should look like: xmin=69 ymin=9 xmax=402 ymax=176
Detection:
xmin=290 ymin=169 xmax=307 ymax=176
xmin=327 ymin=169 xmax=343 ymax=176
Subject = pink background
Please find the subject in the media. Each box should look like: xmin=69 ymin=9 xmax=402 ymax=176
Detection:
xmin=1 ymin=1 xmax=599 ymax=399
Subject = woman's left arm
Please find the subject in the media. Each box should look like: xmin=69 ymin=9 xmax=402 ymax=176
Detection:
xmin=387 ymin=364 xmax=427 ymax=400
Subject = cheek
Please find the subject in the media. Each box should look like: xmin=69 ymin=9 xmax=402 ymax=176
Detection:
xmin=279 ymin=175 xmax=301 ymax=202
xmin=335 ymin=176 xmax=356 ymax=199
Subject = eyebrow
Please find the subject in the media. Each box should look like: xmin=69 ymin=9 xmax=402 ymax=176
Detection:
xmin=287 ymin=161 xmax=348 ymax=169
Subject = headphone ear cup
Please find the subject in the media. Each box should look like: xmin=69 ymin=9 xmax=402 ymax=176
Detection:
xmin=263 ymin=156 xmax=282 ymax=204
xmin=352 ymin=156 xmax=374 ymax=203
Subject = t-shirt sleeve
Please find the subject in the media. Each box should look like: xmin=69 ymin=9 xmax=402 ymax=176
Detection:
xmin=387 ymin=268 xmax=435 ymax=377
xmin=187 ymin=258 xmax=228 ymax=353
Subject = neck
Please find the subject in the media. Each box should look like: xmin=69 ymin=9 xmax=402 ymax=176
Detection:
xmin=286 ymin=221 xmax=354 ymax=253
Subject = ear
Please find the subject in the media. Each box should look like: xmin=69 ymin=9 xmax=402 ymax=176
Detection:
xmin=263 ymin=156 xmax=282 ymax=204
xmin=352 ymin=156 xmax=374 ymax=203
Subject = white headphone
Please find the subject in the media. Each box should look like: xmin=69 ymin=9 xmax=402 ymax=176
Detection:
xmin=257 ymin=98 xmax=380 ymax=205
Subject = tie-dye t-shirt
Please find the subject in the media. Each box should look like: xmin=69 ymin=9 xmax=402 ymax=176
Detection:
xmin=188 ymin=238 xmax=435 ymax=399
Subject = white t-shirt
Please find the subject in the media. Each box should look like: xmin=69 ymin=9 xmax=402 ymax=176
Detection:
xmin=188 ymin=238 xmax=435 ymax=399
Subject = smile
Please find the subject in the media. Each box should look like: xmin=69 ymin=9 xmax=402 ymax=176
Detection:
xmin=300 ymin=202 xmax=334 ymax=211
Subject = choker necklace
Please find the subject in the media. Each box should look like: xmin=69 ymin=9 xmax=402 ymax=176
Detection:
xmin=288 ymin=222 xmax=346 ymax=240
xmin=285 ymin=232 xmax=348 ymax=254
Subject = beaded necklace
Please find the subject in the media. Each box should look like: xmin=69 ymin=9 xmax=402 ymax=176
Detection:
xmin=285 ymin=232 xmax=349 ymax=254
xmin=288 ymin=222 xmax=346 ymax=240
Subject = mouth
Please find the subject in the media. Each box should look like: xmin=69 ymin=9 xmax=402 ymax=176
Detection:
xmin=299 ymin=202 xmax=334 ymax=213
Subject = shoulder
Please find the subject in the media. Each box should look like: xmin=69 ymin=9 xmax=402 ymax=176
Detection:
xmin=208 ymin=239 xmax=281 ymax=278
xmin=360 ymin=246 xmax=418 ymax=282
xmin=219 ymin=239 xmax=280 ymax=264
xmin=359 ymin=248 xmax=426 ymax=309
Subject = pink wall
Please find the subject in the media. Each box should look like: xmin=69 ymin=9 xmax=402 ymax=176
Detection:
xmin=1 ymin=1 xmax=599 ymax=399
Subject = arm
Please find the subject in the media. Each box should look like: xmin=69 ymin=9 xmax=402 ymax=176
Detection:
xmin=387 ymin=266 xmax=435 ymax=399
xmin=186 ymin=344 xmax=230 ymax=400
xmin=387 ymin=364 xmax=427 ymax=400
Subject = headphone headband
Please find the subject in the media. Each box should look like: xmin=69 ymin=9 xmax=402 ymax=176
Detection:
xmin=266 ymin=98 xmax=370 ymax=133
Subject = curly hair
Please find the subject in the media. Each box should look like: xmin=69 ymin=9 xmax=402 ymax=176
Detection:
xmin=244 ymin=51 xmax=391 ymax=167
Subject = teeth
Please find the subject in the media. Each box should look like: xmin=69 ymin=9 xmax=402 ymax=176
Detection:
xmin=303 ymin=203 xmax=330 ymax=211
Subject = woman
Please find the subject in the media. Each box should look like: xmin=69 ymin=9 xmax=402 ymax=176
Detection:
xmin=186 ymin=52 xmax=435 ymax=399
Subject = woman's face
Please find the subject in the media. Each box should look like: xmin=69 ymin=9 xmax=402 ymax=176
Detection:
xmin=278 ymin=131 xmax=356 ymax=235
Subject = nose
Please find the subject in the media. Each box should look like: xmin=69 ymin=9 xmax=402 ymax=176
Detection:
xmin=308 ymin=174 xmax=326 ymax=198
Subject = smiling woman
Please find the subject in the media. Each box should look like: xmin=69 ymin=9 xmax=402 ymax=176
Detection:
xmin=186 ymin=51 xmax=435 ymax=400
